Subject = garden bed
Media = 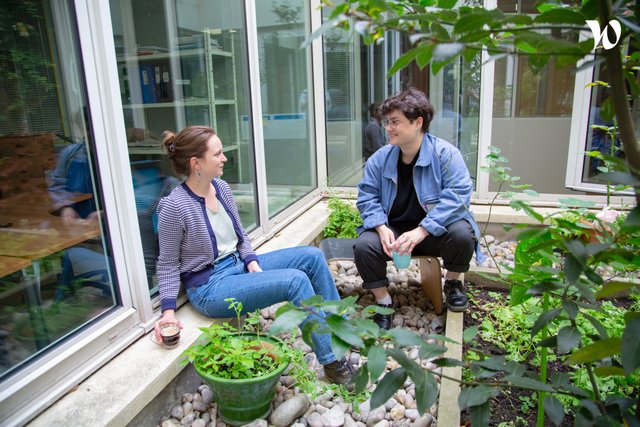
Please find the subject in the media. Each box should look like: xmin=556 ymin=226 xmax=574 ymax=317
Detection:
xmin=459 ymin=285 xmax=638 ymax=427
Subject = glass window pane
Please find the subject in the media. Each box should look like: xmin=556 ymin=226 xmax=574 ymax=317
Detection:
xmin=324 ymin=8 xmax=369 ymax=187
xmin=429 ymin=56 xmax=481 ymax=185
xmin=256 ymin=0 xmax=316 ymax=216
xmin=0 ymin=0 xmax=118 ymax=379
xmin=110 ymin=0 xmax=257 ymax=292
xmin=582 ymin=63 xmax=625 ymax=183
xmin=515 ymin=55 xmax=575 ymax=117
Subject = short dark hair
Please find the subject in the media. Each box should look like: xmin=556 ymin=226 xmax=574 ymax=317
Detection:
xmin=379 ymin=87 xmax=435 ymax=133
xmin=162 ymin=126 xmax=217 ymax=176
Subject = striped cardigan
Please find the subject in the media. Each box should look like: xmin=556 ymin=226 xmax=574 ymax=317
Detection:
xmin=156 ymin=179 xmax=258 ymax=311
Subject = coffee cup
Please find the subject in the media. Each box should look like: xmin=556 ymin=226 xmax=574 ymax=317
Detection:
xmin=392 ymin=251 xmax=411 ymax=269
xmin=159 ymin=323 xmax=181 ymax=349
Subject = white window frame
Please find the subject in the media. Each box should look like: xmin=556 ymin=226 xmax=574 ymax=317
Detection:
xmin=565 ymin=41 xmax=636 ymax=204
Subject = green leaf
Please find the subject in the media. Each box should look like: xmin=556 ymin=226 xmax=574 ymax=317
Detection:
xmin=623 ymin=207 xmax=640 ymax=226
xmin=564 ymin=254 xmax=583 ymax=285
xmin=583 ymin=313 xmax=609 ymax=339
xmin=431 ymin=22 xmax=451 ymax=40
xmin=300 ymin=320 xmax=320 ymax=348
xmin=414 ymin=371 xmax=439 ymax=415
xmin=326 ymin=314 xmax=365 ymax=348
xmin=594 ymin=365 xmax=626 ymax=377
xmin=388 ymin=48 xmax=421 ymax=76
xmin=419 ymin=342 xmax=449 ymax=360
xmin=301 ymin=295 xmax=324 ymax=306
xmin=269 ymin=309 xmax=308 ymax=335
xmin=431 ymin=59 xmax=450 ymax=75
xmin=453 ymin=10 xmax=500 ymax=34
xmin=509 ymin=199 xmax=544 ymax=222
xmin=504 ymin=375 xmax=555 ymax=392
xmin=544 ymin=395 xmax=565 ymax=426
xmin=437 ymin=0 xmax=458 ymax=9
xmin=557 ymin=325 xmax=582 ymax=354
xmin=415 ymin=44 xmax=434 ymax=69
xmin=621 ymin=316 xmax=640 ymax=375
xmin=597 ymin=281 xmax=640 ymax=299
xmin=355 ymin=365 xmax=369 ymax=393
xmin=432 ymin=357 xmax=463 ymax=367
xmin=531 ymin=307 xmax=562 ymax=337
xmin=458 ymin=385 xmax=499 ymax=409
xmin=464 ymin=325 xmax=478 ymax=342
xmin=567 ymin=337 xmax=621 ymax=364
xmin=534 ymin=8 xmax=586 ymax=25
xmin=473 ymin=357 xmax=511 ymax=372
xmin=330 ymin=335 xmax=350 ymax=361
xmin=370 ymin=368 xmax=407 ymax=409
xmin=469 ymin=402 xmax=490 ymax=427
xmin=562 ymin=301 xmax=578 ymax=320
xmin=387 ymin=328 xmax=427 ymax=347
xmin=537 ymin=2 xmax=564 ymax=12
xmin=367 ymin=345 xmax=387 ymax=382
xmin=558 ymin=197 xmax=597 ymax=208
xmin=387 ymin=348 xmax=424 ymax=379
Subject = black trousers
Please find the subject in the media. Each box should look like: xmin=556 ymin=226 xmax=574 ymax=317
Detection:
xmin=353 ymin=219 xmax=476 ymax=289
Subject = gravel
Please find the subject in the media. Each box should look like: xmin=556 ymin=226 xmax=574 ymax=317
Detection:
xmin=156 ymin=260 xmax=441 ymax=427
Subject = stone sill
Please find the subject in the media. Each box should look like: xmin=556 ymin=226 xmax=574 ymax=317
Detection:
xmin=28 ymin=200 xmax=540 ymax=427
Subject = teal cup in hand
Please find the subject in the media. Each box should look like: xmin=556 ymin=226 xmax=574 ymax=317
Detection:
xmin=392 ymin=251 xmax=411 ymax=269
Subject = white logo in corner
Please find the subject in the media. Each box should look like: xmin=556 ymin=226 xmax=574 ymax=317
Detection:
xmin=586 ymin=19 xmax=622 ymax=50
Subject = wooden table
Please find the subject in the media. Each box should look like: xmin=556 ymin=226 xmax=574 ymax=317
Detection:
xmin=0 ymin=214 xmax=101 ymax=350
xmin=0 ymin=255 xmax=31 ymax=278
xmin=0 ymin=212 xmax=100 ymax=306
xmin=0 ymin=221 xmax=100 ymax=259
xmin=0 ymin=190 xmax=93 ymax=216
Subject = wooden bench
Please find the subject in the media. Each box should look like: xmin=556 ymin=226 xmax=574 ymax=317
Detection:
xmin=319 ymin=238 xmax=444 ymax=314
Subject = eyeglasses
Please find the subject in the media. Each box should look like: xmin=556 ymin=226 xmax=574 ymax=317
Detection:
xmin=382 ymin=118 xmax=410 ymax=129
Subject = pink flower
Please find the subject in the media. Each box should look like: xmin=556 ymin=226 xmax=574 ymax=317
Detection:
xmin=596 ymin=206 xmax=621 ymax=224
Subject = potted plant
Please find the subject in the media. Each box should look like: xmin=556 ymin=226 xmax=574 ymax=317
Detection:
xmin=183 ymin=299 xmax=290 ymax=426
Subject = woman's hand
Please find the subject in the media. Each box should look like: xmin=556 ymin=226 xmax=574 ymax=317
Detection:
xmin=393 ymin=226 xmax=428 ymax=255
xmin=375 ymin=224 xmax=396 ymax=258
xmin=247 ymin=260 xmax=262 ymax=273
xmin=154 ymin=309 xmax=182 ymax=343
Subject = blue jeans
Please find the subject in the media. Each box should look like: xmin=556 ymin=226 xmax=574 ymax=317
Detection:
xmin=186 ymin=246 xmax=339 ymax=365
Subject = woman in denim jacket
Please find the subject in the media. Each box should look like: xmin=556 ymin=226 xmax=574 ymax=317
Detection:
xmin=154 ymin=126 xmax=353 ymax=384
xmin=354 ymin=88 xmax=484 ymax=329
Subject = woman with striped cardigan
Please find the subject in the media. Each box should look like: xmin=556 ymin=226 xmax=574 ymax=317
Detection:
xmin=153 ymin=126 xmax=354 ymax=385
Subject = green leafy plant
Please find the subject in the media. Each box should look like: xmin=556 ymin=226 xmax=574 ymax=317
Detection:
xmin=183 ymin=298 xmax=289 ymax=380
xmin=323 ymin=194 xmax=362 ymax=239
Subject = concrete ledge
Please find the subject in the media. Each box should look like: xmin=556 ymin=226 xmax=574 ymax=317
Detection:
xmin=28 ymin=200 xmax=331 ymax=427
xmin=28 ymin=306 xmax=212 ymax=427
xmin=437 ymin=311 xmax=464 ymax=427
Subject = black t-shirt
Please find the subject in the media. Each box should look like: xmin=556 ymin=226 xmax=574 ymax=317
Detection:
xmin=388 ymin=153 xmax=426 ymax=233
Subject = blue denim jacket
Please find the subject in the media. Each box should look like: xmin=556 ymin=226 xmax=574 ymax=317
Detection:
xmin=356 ymin=133 xmax=486 ymax=263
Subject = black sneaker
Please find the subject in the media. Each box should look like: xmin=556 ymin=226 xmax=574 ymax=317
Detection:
xmin=324 ymin=358 xmax=356 ymax=386
xmin=444 ymin=279 xmax=468 ymax=312
xmin=373 ymin=303 xmax=393 ymax=330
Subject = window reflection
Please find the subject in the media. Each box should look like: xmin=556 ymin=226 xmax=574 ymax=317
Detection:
xmin=324 ymin=6 xmax=365 ymax=187
xmin=0 ymin=0 xmax=116 ymax=379
xmin=583 ymin=63 xmax=625 ymax=181
xmin=256 ymin=0 xmax=316 ymax=216
xmin=110 ymin=0 xmax=257 ymax=291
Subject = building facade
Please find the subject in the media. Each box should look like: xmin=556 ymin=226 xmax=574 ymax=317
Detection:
xmin=0 ymin=0 xmax=634 ymax=424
